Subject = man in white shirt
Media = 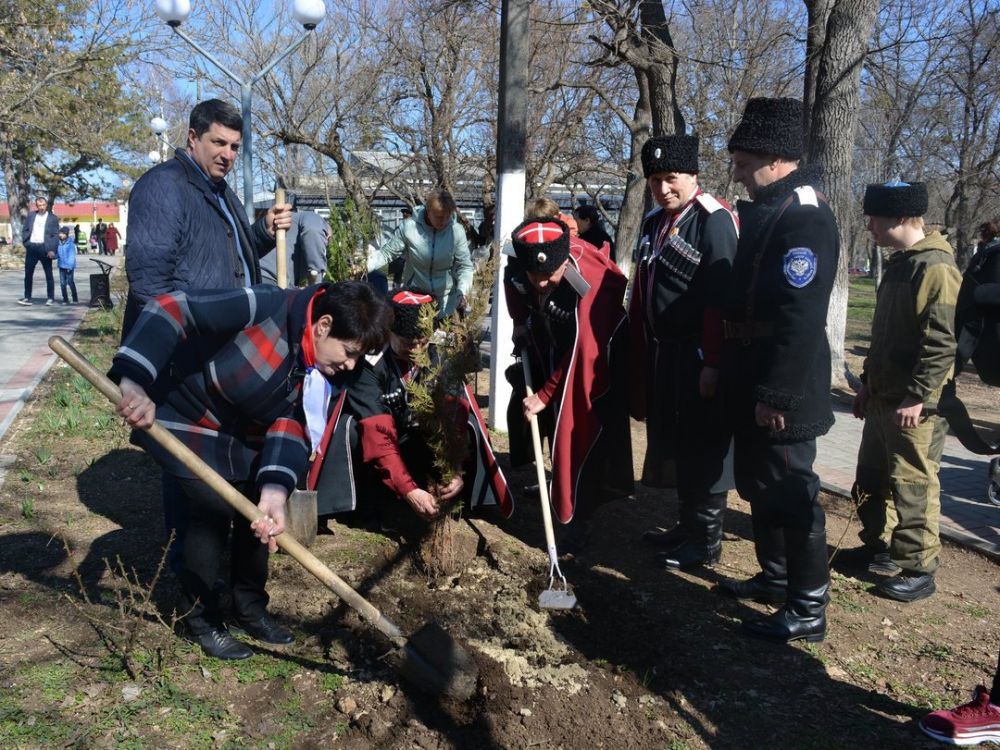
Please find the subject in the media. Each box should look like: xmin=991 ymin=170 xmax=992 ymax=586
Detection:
xmin=18 ymin=196 xmax=60 ymax=306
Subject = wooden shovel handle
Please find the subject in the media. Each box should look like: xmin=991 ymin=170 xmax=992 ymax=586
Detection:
xmin=48 ymin=335 xmax=404 ymax=643
xmin=521 ymin=354 xmax=561 ymax=563
xmin=275 ymin=186 xmax=288 ymax=289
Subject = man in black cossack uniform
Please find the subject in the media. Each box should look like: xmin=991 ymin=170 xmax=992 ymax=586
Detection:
xmin=629 ymin=134 xmax=738 ymax=570
xmin=719 ymin=97 xmax=840 ymax=643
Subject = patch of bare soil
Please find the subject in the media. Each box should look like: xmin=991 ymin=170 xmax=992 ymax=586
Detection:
xmin=1 ymin=366 xmax=998 ymax=749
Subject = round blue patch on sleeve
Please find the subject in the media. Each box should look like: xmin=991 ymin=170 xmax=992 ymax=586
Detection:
xmin=783 ymin=248 xmax=817 ymax=288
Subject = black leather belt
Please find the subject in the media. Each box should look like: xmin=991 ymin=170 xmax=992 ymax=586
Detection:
xmin=723 ymin=320 xmax=775 ymax=340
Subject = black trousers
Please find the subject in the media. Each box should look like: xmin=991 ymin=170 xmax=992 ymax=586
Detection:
xmin=24 ymin=243 xmax=54 ymax=301
xmin=175 ymin=477 xmax=269 ymax=633
xmin=734 ymin=432 xmax=824 ymax=534
xmin=733 ymin=430 xmax=827 ymax=595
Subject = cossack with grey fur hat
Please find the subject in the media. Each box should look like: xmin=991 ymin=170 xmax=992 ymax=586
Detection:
xmin=511 ymin=217 xmax=571 ymax=275
xmin=862 ymin=180 xmax=928 ymax=218
xmin=389 ymin=288 xmax=435 ymax=339
xmin=642 ymin=135 xmax=699 ymax=177
xmin=727 ymin=97 xmax=804 ymax=160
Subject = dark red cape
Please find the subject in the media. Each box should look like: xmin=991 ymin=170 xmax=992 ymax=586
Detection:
xmin=507 ymin=239 xmax=629 ymax=523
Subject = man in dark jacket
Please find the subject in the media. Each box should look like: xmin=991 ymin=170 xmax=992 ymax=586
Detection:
xmin=18 ymin=196 xmax=60 ymax=306
xmin=719 ymin=97 xmax=840 ymax=643
xmin=123 ymin=98 xmax=292 ymax=571
xmin=630 ymin=134 xmax=738 ymax=570
xmin=123 ymin=98 xmax=291 ymax=334
xmin=573 ymin=204 xmax=616 ymax=262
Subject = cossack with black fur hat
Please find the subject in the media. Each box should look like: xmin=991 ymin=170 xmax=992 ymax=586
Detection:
xmin=863 ymin=179 xmax=928 ymax=218
xmin=641 ymin=134 xmax=699 ymax=177
xmin=510 ymin=217 xmax=571 ymax=275
xmin=388 ymin=288 xmax=435 ymax=340
xmin=727 ymin=97 xmax=803 ymax=160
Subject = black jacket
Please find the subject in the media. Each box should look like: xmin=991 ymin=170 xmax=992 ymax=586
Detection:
xmin=124 ymin=149 xmax=275 ymax=333
xmin=21 ymin=211 xmax=60 ymax=253
xmin=724 ymin=164 xmax=840 ymax=441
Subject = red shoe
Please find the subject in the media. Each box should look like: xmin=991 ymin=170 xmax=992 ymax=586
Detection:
xmin=919 ymin=686 xmax=1000 ymax=745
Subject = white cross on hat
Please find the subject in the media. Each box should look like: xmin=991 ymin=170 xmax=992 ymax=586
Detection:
xmin=515 ymin=221 xmax=563 ymax=244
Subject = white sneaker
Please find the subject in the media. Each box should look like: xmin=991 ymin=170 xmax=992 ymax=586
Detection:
xmin=44 ymin=299 xmax=55 ymax=306
xmin=16 ymin=298 xmax=32 ymax=306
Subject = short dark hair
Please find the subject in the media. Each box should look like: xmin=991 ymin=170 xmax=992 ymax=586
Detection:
xmin=189 ymin=99 xmax=243 ymax=138
xmin=979 ymin=219 xmax=1000 ymax=243
xmin=313 ymin=281 xmax=392 ymax=352
xmin=574 ymin=204 xmax=600 ymax=223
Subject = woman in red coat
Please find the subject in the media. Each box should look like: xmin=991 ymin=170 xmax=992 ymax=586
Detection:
xmin=103 ymin=223 xmax=121 ymax=255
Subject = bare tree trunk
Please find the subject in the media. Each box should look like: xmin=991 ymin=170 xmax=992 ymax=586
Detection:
xmin=0 ymin=132 xmax=28 ymax=245
xmin=616 ymin=75 xmax=654 ymax=281
xmin=803 ymin=0 xmax=879 ymax=391
xmin=277 ymin=126 xmax=373 ymax=217
xmin=638 ymin=0 xmax=685 ymax=136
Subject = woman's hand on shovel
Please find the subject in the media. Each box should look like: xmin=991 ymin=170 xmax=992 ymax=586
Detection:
xmin=252 ymin=484 xmax=288 ymax=552
xmin=117 ymin=377 xmax=155 ymax=429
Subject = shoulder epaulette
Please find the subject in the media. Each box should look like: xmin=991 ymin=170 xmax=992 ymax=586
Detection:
xmin=643 ymin=205 xmax=664 ymax=221
xmin=695 ymin=193 xmax=726 ymax=213
xmin=794 ymin=186 xmax=819 ymax=207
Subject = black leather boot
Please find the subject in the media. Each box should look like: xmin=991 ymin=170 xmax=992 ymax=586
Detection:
xmin=743 ymin=530 xmax=828 ymax=643
xmin=659 ymin=492 xmax=726 ymax=570
xmin=643 ymin=524 xmax=688 ymax=550
xmin=718 ymin=573 xmax=787 ymax=604
xmin=719 ymin=507 xmax=788 ymax=602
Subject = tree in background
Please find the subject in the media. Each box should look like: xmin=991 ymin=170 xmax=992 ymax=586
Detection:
xmin=0 ymin=0 xmax=148 ymax=241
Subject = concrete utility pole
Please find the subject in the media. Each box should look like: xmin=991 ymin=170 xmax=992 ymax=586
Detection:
xmin=488 ymin=0 xmax=529 ymax=431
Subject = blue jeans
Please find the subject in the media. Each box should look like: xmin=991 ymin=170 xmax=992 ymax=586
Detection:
xmin=59 ymin=268 xmax=78 ymax=302
xmin=24 ymin=244 xmax=54 ymax=301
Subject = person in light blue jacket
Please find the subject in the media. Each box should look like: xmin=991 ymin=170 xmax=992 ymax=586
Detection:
xmin=365 ymin=189 xmax=473 ymax=317
xmin=56 ymin=227 xmax=78 ymax=304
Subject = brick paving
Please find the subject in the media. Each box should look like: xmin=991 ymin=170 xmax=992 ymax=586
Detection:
xmin=817 ymin=399 xmax=1000 ymax=561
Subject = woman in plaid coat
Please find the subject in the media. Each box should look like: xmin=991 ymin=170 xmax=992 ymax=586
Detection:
xmin=111 ymin=281 xmax=390 ymax=659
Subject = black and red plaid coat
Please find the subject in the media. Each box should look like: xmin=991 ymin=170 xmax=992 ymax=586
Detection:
xmin=110 ymin=285 xmax=316 ymax=493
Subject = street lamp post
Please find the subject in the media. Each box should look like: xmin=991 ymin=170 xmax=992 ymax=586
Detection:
xmin=149 ymin=115 xmax=170 ymax=163
xmin=153 ymin=0 xmax=325 ymax=218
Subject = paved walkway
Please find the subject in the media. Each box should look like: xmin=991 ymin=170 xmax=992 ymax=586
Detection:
xmin=0 ymin=254 xmax=119 ymax=444
xmin=816 ymin=398 xmax=1000 ymax=561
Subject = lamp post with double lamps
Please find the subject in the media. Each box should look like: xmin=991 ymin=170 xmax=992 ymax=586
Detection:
xmin=148 ymin=115 xmax=171 ymax=163
xmin=153 ymin=0 xmax=326 ymax=217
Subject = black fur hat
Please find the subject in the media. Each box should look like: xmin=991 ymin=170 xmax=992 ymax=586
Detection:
xmin=862 ymin=180 xmax=928 ymax=218
xmin=511 ymin=217 xmax=571 ymax=275
xmin=728 ymin=97 xmax=804 ymax=159
xmin=642 ymin=135 xmax=699 ymax=177
xmin=389 ymin=288 xmax=435 ymax=339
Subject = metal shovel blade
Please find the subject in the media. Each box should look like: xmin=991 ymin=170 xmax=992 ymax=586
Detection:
xmin=538 ymin=589 xmax=578 ymax=610
xmin=390 ymin=622 xmax=479 ymax=701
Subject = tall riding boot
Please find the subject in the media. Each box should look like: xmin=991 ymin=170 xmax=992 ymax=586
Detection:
xmin=742 ymin=529 xmax=828 ymax=643
xmin=660 ymin=492 xmax=726 ymax=569
xmin=719 ymin=510 xmax=787 ymax=603
xmin=643 ymin=485 xmax=699 ymax=548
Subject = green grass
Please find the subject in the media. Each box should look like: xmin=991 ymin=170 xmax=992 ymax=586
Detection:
xmin=319 ymin=671 xmax=345 ymax=692
xmin=846 ymin=276 xmax=878 ymax=348
xmin=229 ymin=653 xmax=300 ymax=684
